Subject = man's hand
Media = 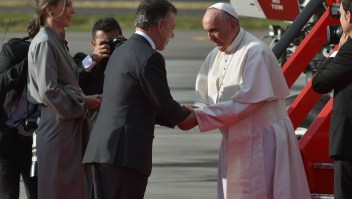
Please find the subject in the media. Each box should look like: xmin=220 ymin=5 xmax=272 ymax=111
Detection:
xmin=91 ymin=41 xmax=111 ymax=63
xmin=178 ymin=106 xmax=198 ymax=131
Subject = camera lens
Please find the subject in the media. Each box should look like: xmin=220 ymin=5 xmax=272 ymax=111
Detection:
xmin=327 ymin=25 xmax=343 ymax=44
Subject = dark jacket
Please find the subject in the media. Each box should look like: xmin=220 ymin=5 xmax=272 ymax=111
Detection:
xmin=0 ymin=38 xmax=30 ymax=126
xmin=312 ymin=39 xmax=352 ymax=159
xmin=74 ymin=53 xmax=108 ymax=125
xmin=74 ymin=52 xmax=107 ymax=96
xmin=82 ymin=34 xmax=189 ymax=176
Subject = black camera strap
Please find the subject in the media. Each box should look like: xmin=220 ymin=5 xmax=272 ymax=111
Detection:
xmin=25 ymin=71 xmax=39 ymax=123
xmin=25 ymin=101 xmax=38 ymax=120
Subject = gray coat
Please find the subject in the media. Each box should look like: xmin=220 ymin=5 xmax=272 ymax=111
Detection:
xmin=27 ymin=27 xmax=89 ymax=199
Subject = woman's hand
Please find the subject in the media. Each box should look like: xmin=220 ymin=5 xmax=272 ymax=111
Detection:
xmin=85 ymin=94 xmax=102 ymax=110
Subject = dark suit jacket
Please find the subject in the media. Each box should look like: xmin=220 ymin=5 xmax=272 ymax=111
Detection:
xmin=83 ymin=34 xmax=189 ymax=176
xmin=73 ymin=52 xmax=107 ymax=96
xmin=73 ymin=53 xmax=108 ymax=125
xmin=312 ymin=39 xmax=352 ymax=159
xmin=0 ymin=38 xmax=30 ymax=126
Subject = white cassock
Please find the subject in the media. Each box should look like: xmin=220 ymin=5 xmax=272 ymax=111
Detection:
xmin=194 ymin=28 xmax=311 ymax=199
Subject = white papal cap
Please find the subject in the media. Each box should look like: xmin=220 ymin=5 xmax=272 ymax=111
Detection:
xmin=208 ymin=2 xmax=239 ymax=20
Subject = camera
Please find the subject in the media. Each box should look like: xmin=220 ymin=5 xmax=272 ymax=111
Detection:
xmin=330 ymin=3 xmax=340 ymax=19
xmin=99 ymin=35 xmax=127 ymax=67
xmin=24 ymin=116 xmax=39 ymax=132
xmin=104 ymin=35 xmax=127 ymax=51
xmin=327 ymin=25 xmax=343 ymax=44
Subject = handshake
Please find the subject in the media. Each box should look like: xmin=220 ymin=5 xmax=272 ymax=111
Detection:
xmin=177 ymin=103 xmax=204 ymax=131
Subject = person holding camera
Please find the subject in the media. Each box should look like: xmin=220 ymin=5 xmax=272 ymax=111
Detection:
xmin=312 ymin=1 xmax=352 ymax=199
xmin=74 ymin=18 xmax=124 ymax=126
xmin=0 ymin=37 xmax=38 ymax=199
xmin=73 ymin=18 xmax=124 ymax=197
xmin=26 ymin=0 xmax=101 ymax=198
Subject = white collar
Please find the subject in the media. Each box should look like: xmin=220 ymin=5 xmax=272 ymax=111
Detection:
xmin=135 ymin=30 xmax=156 ymax=50
xmin=225 ymin=28 xmax=245 ymax=54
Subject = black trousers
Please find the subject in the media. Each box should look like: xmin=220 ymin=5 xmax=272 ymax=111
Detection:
xmin=84 ymin=164 xmax=148 ymax=199
xmin=334 ymin=158 xmax=352 ymax=199
xmin=0 ymin=129 xmax=37 ymax=199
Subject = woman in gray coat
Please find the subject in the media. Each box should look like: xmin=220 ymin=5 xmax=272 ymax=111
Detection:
xmin=26 ymin=0 xmax=101 ymax=198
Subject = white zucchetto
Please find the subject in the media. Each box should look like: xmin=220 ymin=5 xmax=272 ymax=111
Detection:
xmin=208 ymin=2 xmax=239 ymax=20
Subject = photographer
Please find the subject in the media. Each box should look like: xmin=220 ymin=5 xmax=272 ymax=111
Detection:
xmin=312 ymin=1 xmax=352 ymax=199
xmin=0 ymin=37 xmax=38 ymax=199
xmin=74 ymin=18 xmax=124 ymax=125
xmin=73 ymin=17 xmax=124 ymax=198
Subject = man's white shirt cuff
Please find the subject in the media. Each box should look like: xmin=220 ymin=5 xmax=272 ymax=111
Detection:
xmin=82 ymin=55 xmax=97 ymax=72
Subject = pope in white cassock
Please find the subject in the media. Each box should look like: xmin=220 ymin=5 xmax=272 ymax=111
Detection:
xmin=192 ymin=3 xmax=311 ymax=199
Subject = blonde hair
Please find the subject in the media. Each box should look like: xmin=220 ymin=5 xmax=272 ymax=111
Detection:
xmin=27 ymin=0 xmax=67 ymax=38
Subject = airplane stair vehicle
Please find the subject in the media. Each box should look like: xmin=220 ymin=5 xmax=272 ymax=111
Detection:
xmin=230 ymin=0 xmax=341 ymax=198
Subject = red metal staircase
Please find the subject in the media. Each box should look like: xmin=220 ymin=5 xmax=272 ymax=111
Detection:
xmin=282 ymin=0 xmax=341 ymax=197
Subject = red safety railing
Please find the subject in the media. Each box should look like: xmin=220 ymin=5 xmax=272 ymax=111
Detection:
xmin=282 ymin=0 xmax=340 ymax=194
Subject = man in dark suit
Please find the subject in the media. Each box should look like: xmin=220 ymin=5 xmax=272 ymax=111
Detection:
xmin=82 ymin=0 xmax=191 ymax=198
xmin=312 ymin=1 xmax=352 ymax=199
